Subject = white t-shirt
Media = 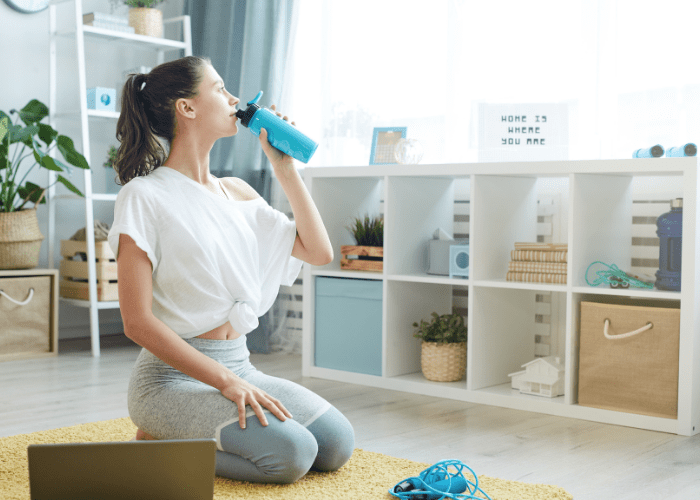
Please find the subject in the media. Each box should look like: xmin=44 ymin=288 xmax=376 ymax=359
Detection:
xmin=107 ymin=166 xmax=303 ymax=338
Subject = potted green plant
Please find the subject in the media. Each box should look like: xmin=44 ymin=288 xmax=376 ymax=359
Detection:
xmin=341 ymin=214 xmax=383 ymax=272
xmin=413 ymin=307 xmax=468 ymax=382
xmin=103 ymin=145 xmax=120 ymax=194
xmin=0 ymin=99 xmax=89 ymax=270
xmin=124 ymin=0 xmax=166 ymax=38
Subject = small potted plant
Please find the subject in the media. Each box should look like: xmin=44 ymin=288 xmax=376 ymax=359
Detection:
xmin=0 ymin=100 xmax=89 ymax=270
xmin=124 ymin=0 xmax=165 ymax=38
xmin=341 ymin=214 xmax=383 ymax=272
xmin=103 ymin=145 xmax=121 ymax=194
xmin=413 ymin=307 xmax=468 ymax=382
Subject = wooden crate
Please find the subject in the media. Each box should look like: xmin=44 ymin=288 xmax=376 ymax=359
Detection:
xmin=0 ymin=269 xmax=59 ymax=361
xmin=59 ymin=240 xmax=118 ymax=301
xmin=340 ymin=245 xmax=383 ymax=272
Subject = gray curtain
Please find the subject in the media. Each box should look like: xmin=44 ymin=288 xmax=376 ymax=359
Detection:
xmin=183 ymin=0 xmax=299 ymax=353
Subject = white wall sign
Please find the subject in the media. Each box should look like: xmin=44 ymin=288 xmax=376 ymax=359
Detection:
xmin=478 ymin=103 xmax=569 ymax=162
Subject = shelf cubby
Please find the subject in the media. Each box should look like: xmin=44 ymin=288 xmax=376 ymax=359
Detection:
xmin=470 ymin=287 xmax=566 ymax=397
xmin=385 ymin=176 xmax=456 ymax=276
xmin=471 ymin=175 xmax=539 ymax=282
xmin=311 ymin=176 xmax=384 ymax=274
xmin=384 ymin=280 xmax=456 ymax=380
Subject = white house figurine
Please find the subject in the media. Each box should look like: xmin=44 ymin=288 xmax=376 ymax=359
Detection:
xmin=508 ymin=356 xmax=565 ymax=398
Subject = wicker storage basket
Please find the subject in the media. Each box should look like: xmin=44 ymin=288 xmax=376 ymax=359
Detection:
xmin=129 ymin=7 xmax=163 ymax=38
xmin=421 ymin=341 xmax=467 ymax=382
xmin=0 ymin=209 xmax=45 ymax=270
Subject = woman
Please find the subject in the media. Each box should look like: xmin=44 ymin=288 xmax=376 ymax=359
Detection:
xmin=107 ymin=56 xmax=354 ymax=484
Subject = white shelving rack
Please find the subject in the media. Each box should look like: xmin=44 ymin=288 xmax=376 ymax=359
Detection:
xmin=47 ymin=0 xmax=192 ymax=356
xmin=302 ymin=157 xmax=700 ymax=436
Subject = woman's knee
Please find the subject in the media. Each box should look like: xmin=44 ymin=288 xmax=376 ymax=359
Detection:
xmin=218 ymin=417 xmax=318 ymax=484
xmin=270 ymin=424 xmax=319 ymax=483
xmin=306 ymin=406 xmax=355 ymax=472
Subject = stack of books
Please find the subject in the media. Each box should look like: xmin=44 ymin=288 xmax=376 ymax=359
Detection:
xmin=506 ymin=242 xmax=568 ymax=284
xmin=83 ymin=12 xmax=135 ymax=34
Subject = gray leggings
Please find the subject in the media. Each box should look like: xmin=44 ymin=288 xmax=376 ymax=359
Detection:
xmin=127 ymin=336 xmax=355 ymax=484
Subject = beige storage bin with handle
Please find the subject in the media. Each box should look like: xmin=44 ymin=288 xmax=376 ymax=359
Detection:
xmin=0 ymin=275 xmax=53 ymax=359
xmin=578 ymin=301 xmax=680 ymax=419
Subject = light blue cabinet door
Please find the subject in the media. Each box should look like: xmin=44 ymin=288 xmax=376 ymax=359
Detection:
xmin=314 ymin=277 xmax=382 ymax=376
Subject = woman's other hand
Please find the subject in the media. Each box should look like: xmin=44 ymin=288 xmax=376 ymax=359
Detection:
xmin=219 ymin=374 xmax=293 ymax=429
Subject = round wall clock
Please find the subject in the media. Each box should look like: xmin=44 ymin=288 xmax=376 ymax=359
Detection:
xmin=3 ymin=0 xmax=49 ymax=14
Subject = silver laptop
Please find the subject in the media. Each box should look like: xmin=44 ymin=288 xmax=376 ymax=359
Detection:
xmin=27 ymin=439 xmax=217 ymax=500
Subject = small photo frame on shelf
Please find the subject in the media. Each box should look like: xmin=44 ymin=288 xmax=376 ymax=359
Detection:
xmin=370 ymin=127 xmax=407 ymax=165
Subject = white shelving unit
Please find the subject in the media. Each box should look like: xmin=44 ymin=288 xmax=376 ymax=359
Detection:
xmin=302 ymin=158 xmax=700 ymax=436
xmin=47 ymin=0 xmax=192 ymax=356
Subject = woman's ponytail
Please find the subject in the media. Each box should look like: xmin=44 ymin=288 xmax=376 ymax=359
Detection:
xmin=113 ymin=56 xmax=211 ymax=185
xmin=114 ymin=73 xmax=163 ymax=185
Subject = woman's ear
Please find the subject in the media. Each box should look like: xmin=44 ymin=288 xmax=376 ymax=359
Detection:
xmin=175 ymin=98 xmax=196 ymax=120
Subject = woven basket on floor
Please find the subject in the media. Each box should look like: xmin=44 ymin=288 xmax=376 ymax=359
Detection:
xmin=129 ymin=7 xmax=163 ymax=38
xmin=0 ymin=208 xmax=44 ymax=270
xmin=421 ymin=341 xmax=467 ymax=382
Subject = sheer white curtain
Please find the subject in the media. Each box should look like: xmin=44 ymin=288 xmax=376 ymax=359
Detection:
xmin=270 ymin=0 xmax=700 ymax=353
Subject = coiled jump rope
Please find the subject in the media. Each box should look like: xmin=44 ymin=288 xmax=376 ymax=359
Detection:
xmin=389 ymin=459 xmax=492 ymax=500
xmin=585 ymin=261 xmax=654 ymax=289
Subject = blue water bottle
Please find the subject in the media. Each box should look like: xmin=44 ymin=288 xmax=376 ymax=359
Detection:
xmin=236 ymin=91 xmax=318 ymax=163
xmin=655 ymin=198 xmax=683 ymax=291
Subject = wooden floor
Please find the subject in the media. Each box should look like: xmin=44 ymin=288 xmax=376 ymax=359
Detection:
xmin=2 ymin=334 xmax=699 ymax=500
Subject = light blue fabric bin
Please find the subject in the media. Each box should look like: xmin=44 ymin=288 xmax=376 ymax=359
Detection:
xmin=314 ymin=277 xmax=382 ymax=376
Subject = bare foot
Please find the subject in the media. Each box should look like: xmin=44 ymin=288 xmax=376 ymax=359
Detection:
xmin=133 ymin=428 xmax=158 ymax=441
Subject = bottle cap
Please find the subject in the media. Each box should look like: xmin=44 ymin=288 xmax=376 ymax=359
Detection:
xmin=235 ymin=91 xmax=264 ymax=128
xmin=672 ymin=198 xmax=683 ymax=209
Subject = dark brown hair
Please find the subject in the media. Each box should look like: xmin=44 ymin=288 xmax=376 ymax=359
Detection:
xmin=113 ymin=55 xmax=211 ymax=185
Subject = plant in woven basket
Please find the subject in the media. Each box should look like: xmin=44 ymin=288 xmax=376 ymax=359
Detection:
xmin=0 ymin=99 xmax=89 ymax=213
xmin=346 ymin=214 xmax=383 ymax=247
xmin=413 ymin=307 xmax=467 ymax=382
xmin=413 ymin=307 xmax=468 ymax=344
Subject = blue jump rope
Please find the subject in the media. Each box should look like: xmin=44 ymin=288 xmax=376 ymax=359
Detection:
xmin=389 ymin=459 xmax=492 ymax=500
xmin=585 ymin=261 xmax=653 ymax=289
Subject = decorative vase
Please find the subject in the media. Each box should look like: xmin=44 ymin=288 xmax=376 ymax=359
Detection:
xmin=421 ymin=341 xmax=467 ymax=382
xmin=0 ymin=208 xmax=45 ymax=270
xmin=128 ymin=7 xmax=163 ymax=38
xmin=394 ymin=138 xmax=424 ymax=164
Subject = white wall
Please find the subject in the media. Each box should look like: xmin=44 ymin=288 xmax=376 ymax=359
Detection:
xmin=1 ymin=0 xmax=183 ymax=339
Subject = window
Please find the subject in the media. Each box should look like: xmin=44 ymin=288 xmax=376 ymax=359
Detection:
xmin=291 ymin=1 xmax=699 ymax=166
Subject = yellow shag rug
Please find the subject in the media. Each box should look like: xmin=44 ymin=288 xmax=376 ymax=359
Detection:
xmin=1 ymin=418 xmax=573 ymax=500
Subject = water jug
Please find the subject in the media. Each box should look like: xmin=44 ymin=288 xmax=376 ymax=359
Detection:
xmin=236 ymin=91 xmax=318 ymax=163
xmin=655 ymin=198 xmax=683 ymax=291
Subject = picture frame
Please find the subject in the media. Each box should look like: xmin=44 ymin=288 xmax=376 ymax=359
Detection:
xmin=369 ymin=127 xmax=407 ymax=165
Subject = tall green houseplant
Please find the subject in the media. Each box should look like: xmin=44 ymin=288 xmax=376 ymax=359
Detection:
xmin=0 ymin=99 xmax=89 ymax=213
